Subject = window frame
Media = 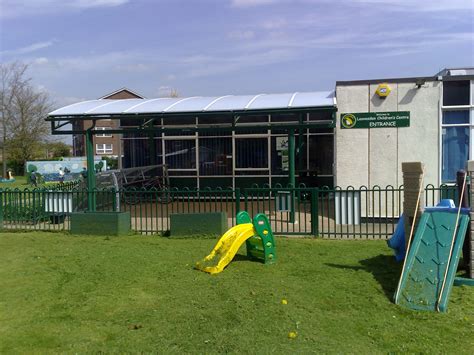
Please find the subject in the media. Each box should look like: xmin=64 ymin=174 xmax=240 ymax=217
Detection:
xmin=95 ymin=127 xmax=113 ymax=137
xmin=440 ymin=80 xmax=473 ymax=183
xmin=96 ymin=143 xmax=113 ymax=154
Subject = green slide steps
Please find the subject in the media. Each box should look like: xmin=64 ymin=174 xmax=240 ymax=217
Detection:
xmin=394 ymin=210 xmax=469 ymax=312
xmin=237 ymin=211 xmax=276 ymax=265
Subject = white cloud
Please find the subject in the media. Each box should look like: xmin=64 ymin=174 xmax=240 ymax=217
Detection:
xmin=47 ymin=51 xmax=138 ymax=71
xmin=33 ymin=57 xmax=49 ymax=65
xmin=25 ymin=51 xmax=153 ymax=89
xmin=230 ymin=0 xmax=474 ymax=11
xmin=231 ymin=0 xmax=279 ymax=7
xmin=346 ymin=0 xmax=474 ymax=11
xmin=227 ymin=30 xmax=256 ymax=40
xmin=113 ymin=63 xmax=151 ymax=72
xmin=69 ymin=0 xmax=129 ymax=9
xmin=1 ymin=40 xmax=55 ymax=56
xmin=185 ymin=48 xmax=297 ymax=77
xmin=261 ymin=18 xmax=288 ymax=30
xmin=0 ymin=0 xmax=129 ymax=18
xmin=155 ymin=86 xmax=175 ymax=97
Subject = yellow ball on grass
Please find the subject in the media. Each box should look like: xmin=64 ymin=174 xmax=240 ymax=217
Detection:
xmin=288 ymin=331 xmax=297 ymax=339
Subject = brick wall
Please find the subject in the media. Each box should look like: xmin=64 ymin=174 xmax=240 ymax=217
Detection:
xmin=73 ymin=89 xmax=144 ymax=157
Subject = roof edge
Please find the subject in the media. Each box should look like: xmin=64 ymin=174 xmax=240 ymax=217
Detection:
xmin=336 ymin=76 xmax=437 ymax=86
xmin=99 ymin=87 xmax=146 ymax=99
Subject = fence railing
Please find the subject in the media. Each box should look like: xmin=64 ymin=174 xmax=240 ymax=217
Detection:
xmin=0 ymin=183 xmax=463 ymax=238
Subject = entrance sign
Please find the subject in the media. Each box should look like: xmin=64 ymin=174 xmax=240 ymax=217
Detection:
xmin=340 ymin=111 xmax=410 ymax=129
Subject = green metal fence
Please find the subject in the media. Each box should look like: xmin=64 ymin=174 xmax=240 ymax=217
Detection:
xmin=242 ymin=186 xmax=315 ymax=235
xmin=122 ymin=188 xmax=237 ymax=234
xmin=0 ymin=183 xmax=463 ymax=238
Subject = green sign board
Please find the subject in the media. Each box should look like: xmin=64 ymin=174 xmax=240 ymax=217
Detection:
xmin=340 ymin=111 xmax=410 ymax=129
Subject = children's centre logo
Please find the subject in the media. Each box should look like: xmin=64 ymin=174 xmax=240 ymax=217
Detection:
xmin=341 ymin=113 xmax=357 ymax=129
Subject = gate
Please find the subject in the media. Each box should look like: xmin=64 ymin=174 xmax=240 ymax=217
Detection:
xmin=242 ymin=186 xmax=316 ymax=235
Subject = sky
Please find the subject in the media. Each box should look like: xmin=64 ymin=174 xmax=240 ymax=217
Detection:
xmin=1 ymin=0 xmax=473 ymax=109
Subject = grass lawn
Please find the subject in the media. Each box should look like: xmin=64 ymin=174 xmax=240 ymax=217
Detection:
xmin=0 ymin=232 xmax=473 ymax=353
xmin=0 ymin=175 xmax=29 ymax=189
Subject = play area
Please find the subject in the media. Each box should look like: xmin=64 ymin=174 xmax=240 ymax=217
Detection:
xmin=0 ymin=231 xmax=472 ymax=353
xmin=195 ymin=211 xmax=276 ymax=274
xmin=0 ymin=162 xmax=473 ymax=352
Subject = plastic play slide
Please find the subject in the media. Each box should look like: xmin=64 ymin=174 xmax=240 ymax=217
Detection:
xmin=195 ymin=211 xmax=276 ymax=274
xmin=394 ymin=206 xmax=469 ymax=312
xmin=387 ymin=200 xmax=456 ymax=262
xmin=387 ymin=214 xmax=406 ymax=262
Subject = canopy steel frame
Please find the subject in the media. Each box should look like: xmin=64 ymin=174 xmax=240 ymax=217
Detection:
xmin=47 ymin=107 xmax=337 ymax=212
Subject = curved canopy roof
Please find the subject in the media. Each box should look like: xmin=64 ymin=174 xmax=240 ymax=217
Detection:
xmin=48 ymin=91 xmax=336 ymax=118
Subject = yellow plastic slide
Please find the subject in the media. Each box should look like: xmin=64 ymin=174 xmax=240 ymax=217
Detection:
xmin=195 ymin=223 xmax=255 ymax=274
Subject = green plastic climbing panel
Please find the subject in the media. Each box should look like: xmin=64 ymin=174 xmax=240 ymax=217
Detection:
xmin=394 ymin=210 xmax=469 ymax=312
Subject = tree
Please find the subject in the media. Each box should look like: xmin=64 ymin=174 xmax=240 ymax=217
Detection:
xmin=0 ymin=62 xmax=29 ymax=177
xmin=45 ymin=141 xmax=72 ymax=159
xmin=0 ymin=62 xmax=52 ymax=174
xmin=169 ymin=88 xmax=179 ymax=98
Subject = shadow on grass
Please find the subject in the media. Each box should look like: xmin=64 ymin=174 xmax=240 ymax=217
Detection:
xmin=232 ymin=254 xmax=255 ymax=263
xmin=325 ymin=255 xmax=403 ymax=300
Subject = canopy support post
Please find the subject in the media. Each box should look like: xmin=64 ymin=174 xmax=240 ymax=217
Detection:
xmin=288 ymin=129 xmax=296 ymax=223
xmin=86 ymin=127 xmax=96 ymax=212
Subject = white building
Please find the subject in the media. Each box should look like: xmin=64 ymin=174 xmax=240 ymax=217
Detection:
xmin=335 ymin=68 xmax=474 ymax=188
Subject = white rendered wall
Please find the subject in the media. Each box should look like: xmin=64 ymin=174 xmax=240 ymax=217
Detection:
xmin=335 ymin=85 xmax=369 ymax=187
xmin=335 ymin=81 xmax=440 ymax=189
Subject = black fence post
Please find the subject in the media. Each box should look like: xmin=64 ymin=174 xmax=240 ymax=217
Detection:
xmin=311 ymin=187 xmax=319 ymax=236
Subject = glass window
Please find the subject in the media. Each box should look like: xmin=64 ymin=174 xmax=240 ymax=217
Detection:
xmin=271 ymin=113 xmax=299 ymax=123
xmin=235 ymin=177 xmax=269 ymax=188
xmin=270 ymin=113 xmax=299 ymax=134
xmin=165 ymin=140 xmax=196 ymax=169
xmin=442 ymin=111 xmax=469 ymax=124
xmin=270 ymin=134 xmax=307 ymax=174
xmin=237 ymin=114 xmax=268 ymax=124
xmin=168 ymin=170 xmax=197 ymax=176
xmin=235 ymin=138 xmax=268 ymax=169
xmin=199 ymin=138 xmax=232 ymax=175
xmin=120 ymin=117 xmax=146 ymax=127
xmin=96 ymin=144 xmax=113 ymax=154
xmin=443 ymin=81 xmax=470 ymax=106
xmin=309 ymin=127 xmax=334 ymax=134
xmin=471 ymin=81 xmax=474 ymax=105
xmin=95 ymin=127 xmax=112 ymax=137
xmin=308 ymin=111 xmax=333 ymax=121
xmin=271 ymin=136 xmax=289 ymax=174
xmin=199 ymin=177 xmax=233 ymax=189
xmin=163 ymin=117 xmax=196 ymax=136
xmin=122 ymin=138 xmax=162 ymax=168
xmin=235 ymin=170 xmax=269 ymax=175
xmin=163 ymin=117 xmax=196 ymax=126
xmin=308 ymin=111 xmax=334 ymax=133
xmin=198 ymin=115 xmax=233 ymax=137
xmin=235 ymin=115 xmax=268 ymax=134
xmin=308 ymin=135 xmax=334 ymax=175
xmin=442 ymin=126 xmax=469 ymax=182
